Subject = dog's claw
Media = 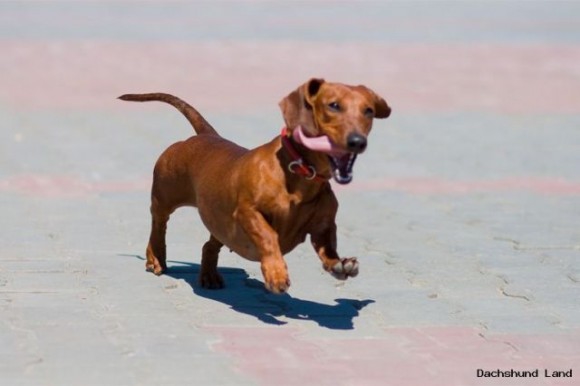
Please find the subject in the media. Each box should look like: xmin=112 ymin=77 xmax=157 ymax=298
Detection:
xmin=261 ymin=260 xmax=291 ymax=294
xmin=330 ymin=257 xmax=359 ymax=280
xmin=265 ymin=278 xmax=291 ymax=294
xmin=146 ymin=263 xmax=166 ymax=276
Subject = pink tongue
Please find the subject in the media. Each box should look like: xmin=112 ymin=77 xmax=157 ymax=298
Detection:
xmin=292 ymin=126 xmax=349 ymax=156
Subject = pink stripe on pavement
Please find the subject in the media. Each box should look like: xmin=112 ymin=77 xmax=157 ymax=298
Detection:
xmin=1 ymin=41 xmax=580 ymax=114
xmin=2 ymin=174 xmax=580 ymax=198
xmin=0 ymin=174 xmax=150 ymax=198
xmin=205 ymin=326 xmax=579 ymax=386
xmin=337 ymin=177 xmax=580 ymax=195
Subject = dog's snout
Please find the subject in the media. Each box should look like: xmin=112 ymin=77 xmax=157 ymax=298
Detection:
xmin=346 ymin=133 xmax=367 ymax=153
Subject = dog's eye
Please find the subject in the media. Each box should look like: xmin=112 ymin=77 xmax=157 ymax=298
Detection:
xmin=364 ymin=107 xmax=374 ymax=117
xmin=328 ymin=102 xmax=341 ymax=112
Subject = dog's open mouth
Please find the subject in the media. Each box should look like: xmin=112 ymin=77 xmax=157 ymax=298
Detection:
xmin=291 ymin=126 xmax=361 ymax=184
xmin=328 ymin=153 xmax=357 ymax=184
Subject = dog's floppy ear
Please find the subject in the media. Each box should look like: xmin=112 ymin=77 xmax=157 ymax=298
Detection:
xmin=353 ymin=85 xmax=391 ymax=119
xmin=303 ymin=78 xmax=324 ymax=106
xmin=370 ymin=89 xmax=391 ymax=119
xmin=279 ymin=78 xmax=325 ymax=133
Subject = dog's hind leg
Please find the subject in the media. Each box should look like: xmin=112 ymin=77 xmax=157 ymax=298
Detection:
xmin=199 ymin=235 xmax=224 ymax=289
xmin=145 ymin=199 xmax=172 ymax=275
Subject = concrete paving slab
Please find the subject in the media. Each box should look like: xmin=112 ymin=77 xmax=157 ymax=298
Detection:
xmin=1 ymin=1 xmax=579 ymax=385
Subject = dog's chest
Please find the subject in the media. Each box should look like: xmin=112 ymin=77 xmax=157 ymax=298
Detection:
xmin=266 ymin=192 xmax=318 ymax=253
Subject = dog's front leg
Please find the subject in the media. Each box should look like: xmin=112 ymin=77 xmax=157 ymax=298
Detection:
xmin=234 ymin=205 xmax=290 ymax=294
xmin=309 ymin=194 xmax=359 ymax=280
xmin=311 ymin=223 xmax=359 ymax=280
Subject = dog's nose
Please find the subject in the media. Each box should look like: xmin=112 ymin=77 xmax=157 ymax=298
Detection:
xmin=346 ymin=133 xmax=367 ymax=153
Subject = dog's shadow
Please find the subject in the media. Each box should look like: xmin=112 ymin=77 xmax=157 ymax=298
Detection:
xmin=126 ymin=255 xmax=373 ymax=330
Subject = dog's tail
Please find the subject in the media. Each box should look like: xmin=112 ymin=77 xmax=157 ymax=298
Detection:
xmin=118 ymin=93 xmax=218 ymax=136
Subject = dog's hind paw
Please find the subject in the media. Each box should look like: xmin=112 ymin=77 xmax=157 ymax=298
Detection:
xmin=199 ymin=271 xmax=225 ymax=289
xmin=146 ymin=262 xmax=166 ymax=276
xmin=330 ymin=257 xmax=359 ymax=280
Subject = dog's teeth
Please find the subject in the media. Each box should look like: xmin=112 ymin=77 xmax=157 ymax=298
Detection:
xmin=329 ymin=153 xmax=356 ymax=184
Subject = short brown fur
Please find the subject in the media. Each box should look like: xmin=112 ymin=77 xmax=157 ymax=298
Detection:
xmin=119 ymin=79 xmax=390 ymax=293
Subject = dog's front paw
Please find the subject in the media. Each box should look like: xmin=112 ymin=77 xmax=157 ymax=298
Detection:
xmin=261 ymin=260 xmax=291 ymax=294
xmin=329 ymin=257 xmax=359 ymax=280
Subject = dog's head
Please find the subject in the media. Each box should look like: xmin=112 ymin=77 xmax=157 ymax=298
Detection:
xmin=279 ymin=78 xmax=390 ymax=184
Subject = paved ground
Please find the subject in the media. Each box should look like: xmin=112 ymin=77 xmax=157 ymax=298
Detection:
xmin=1 ymin=1 xmax=580 ymax=385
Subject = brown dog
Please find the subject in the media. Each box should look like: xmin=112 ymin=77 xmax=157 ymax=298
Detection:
xmin=119 ymin=78 xmax=390 ymax=293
